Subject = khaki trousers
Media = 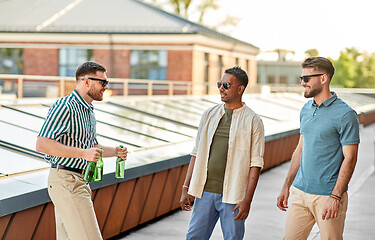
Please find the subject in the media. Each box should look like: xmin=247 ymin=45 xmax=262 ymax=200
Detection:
xmin=284 ymin=187 xmax=348 ymax=240
xmin=48 ymin=168 xmax=102 ymax=240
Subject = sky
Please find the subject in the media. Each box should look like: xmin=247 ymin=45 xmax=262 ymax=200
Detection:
xmin=202 ymin=0 xmax=375 ymax=60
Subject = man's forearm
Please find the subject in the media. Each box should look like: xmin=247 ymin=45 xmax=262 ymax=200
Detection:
xmin=243 ymin=166 xmax=260 ymax=202
xmin=36 ymin=136 xmax=85 ymax=158
xmin=282 ymin=135 xmax=303 ymax=189
xmin=331 ymin=144 xmax=358 ymax=196
xmin=96 ymin=144 xmax=116 ymax=158
xmin=283 ymin=152 xmax=301 ymax=188
xmin=183 ymin=156 xmax=196 ymax=187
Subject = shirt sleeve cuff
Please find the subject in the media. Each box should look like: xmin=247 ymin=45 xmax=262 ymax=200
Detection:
xmin=250 ymin=156 xmax=264 ymax=170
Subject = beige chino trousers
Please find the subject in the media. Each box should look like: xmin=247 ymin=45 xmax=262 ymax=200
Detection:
xmin=48 ymin=168 xmax=102 ymax=240
xmin=284 ymin=187 xmax=348 ymax=240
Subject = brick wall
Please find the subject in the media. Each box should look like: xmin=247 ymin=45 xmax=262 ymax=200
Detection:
xmin=113 ymin=50 xmax=130 ymax=78
xmin=93 ymin=49 xmax=130 ymax=78
xmin=167 ymin=50 xmax=192 ymax=81
xmin=93 ymin=49 xmax=111 ymax=76
xmin=23 ymin=48 xmax=59 ymax=75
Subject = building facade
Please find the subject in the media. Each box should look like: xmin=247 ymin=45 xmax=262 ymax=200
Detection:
xmin=257 ymin=60 xmax=302 ymax=85
xmin=0 ymin=0 xmax=259 ymax=95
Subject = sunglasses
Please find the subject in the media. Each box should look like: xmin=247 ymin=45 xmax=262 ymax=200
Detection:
xmin=217 ymin=81 xmax=241 ymax=90
xmin=299 ymin=74 xmax=324 ymax=83
xmin=81 ymin=77 xmax=109 ymax=87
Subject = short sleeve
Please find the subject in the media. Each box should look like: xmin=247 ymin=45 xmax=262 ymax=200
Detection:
xmin=38 ymin=102 xmax=71 ymax=140
xmin=339 ymin=110 xmax=360 ymax=146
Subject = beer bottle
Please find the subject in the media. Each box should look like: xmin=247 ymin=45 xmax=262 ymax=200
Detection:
xmin=94 ymin=150 xmax=103 ymax=182
xmin=83 ymin=160 xmax=97 ymax=182
xmin=115 ymin=145 xmax=125 ymax=179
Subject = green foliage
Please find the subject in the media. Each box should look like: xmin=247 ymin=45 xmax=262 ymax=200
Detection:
xmin=196 ymin=0 xmax=219 ymax=23
xmin=332 ymin=48 xmax=375 ymax=88
xmin=305 ymin=49 xmax=319 ymax=58
xmin=142 ymin=0 xmax=238 ymax=30
xmin=169 ymin=0 xmax=192 ymax=18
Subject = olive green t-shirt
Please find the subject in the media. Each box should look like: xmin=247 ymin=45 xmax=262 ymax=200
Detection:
xmin=203 ymin=108 xmax=233 ymax=194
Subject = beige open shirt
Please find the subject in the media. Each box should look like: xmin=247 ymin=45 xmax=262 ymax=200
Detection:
xmin=189 ymin=103 xmax=265 ymax=204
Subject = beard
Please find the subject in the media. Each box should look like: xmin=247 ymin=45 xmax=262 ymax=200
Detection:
xmin=304 ymin=87 xmax=322 ymax=98
xmin=88 ymin=86 xmax=103 ymax=101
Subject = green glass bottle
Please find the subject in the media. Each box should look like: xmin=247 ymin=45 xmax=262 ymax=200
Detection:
xmin=115 ymin=145 xmax=125 ymax=179
xmin=83 ymin=161 xmax=97 ymax=182
xmin=94 ymin=150 xmax=103 ymax=182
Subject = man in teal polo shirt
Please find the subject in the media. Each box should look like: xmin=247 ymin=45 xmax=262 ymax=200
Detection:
xmin=277 ymin=57 xmax=360 ymax=240
xmin=36 ymin=61 xmax=127 ymax=240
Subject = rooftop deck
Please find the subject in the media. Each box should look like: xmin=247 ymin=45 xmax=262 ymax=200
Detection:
xmin=119 ymin=123 xmax=375 ymax=240
xmin=0 ymin=92 xmax=374 ymax=239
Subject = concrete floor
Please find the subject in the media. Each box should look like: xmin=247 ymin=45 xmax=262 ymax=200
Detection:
xmin=115 ymin=123 xmax=375 ymax=240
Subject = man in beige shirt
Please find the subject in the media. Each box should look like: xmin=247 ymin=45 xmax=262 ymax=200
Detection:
xmin=180 ymin=66 xmax=265 ymax=239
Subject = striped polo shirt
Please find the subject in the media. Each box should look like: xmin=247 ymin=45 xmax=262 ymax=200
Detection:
xmin=38 ymin=89 xmax=98 ymax=169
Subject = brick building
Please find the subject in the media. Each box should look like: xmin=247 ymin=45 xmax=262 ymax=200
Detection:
xmin=0 ymin=0 xmax=259 ymax=95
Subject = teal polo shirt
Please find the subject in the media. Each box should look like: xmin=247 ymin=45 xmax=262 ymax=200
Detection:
xmin=293 ymin=92 xmax=360 ymax=195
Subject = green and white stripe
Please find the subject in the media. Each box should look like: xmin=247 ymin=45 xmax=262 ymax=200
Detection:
xmin=38 ymin=89 xmax=98 ymax=169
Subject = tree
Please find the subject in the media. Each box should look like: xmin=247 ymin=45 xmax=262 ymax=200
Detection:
xmin=196 ymin=0 xmax=219 ymax=23
xmin=169 ymin=0 xmax=192 ymax=18
xmin=142 ymin=0 xmax=238 ymax=31
xmin=305 ymin=49 xmax=319 ymax=58
xmin=273 ymin=49 xmax=295 ymax=62
xmin=332 ymin=48 xmax=375 ymax=88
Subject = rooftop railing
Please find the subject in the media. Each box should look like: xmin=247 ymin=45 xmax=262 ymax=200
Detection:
xmin=0 ymin=74 xmax=193 ymax=98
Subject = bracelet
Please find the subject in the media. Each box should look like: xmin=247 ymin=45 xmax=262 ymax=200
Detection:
xmin=330 ymin=194 xmax=341 ymax=201
xmin=182 ymin=185 xmax=189 ymax=189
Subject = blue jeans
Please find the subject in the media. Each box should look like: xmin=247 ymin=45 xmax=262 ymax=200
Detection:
xmin=186 ymin=191 xmax=245 ymax=240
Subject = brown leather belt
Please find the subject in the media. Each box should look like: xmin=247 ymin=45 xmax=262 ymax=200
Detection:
xmin=51 ymin=163 xmax=84 ymax=174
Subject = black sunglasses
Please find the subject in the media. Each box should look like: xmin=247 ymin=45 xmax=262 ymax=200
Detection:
xmin=217 ymin=81 xmax=241 ymax=90
xmin=299 ymin=74 xmax=324 ymax=83
xmin=82 ymin=77 xmax=109 ymax=87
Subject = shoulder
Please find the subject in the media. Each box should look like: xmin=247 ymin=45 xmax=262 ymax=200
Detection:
xmin=333 ymin=98 xmax=357 ymax=117
xmin=202 ymin=104 xmax=222 ymax=117
xmin=243 ymin=104 xmax=260 ymax=119
xmin=49 ymin=95 xmax=73 ymax=113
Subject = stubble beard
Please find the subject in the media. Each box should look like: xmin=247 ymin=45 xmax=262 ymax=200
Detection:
xmin=88 ymin=87 xmax=103 ymax=101
xmin=304 ymin=87 xmax=322 ymax=98
xmin=220 ymin=92 xmax=228 ymax=103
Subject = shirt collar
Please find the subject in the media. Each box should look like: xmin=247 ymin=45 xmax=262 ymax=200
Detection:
xmin=322 ymin=92 xmax=337 ymax=107
xmin=220 ymin=102 xmax=246 ymax=114
xmin=72 ymin=89 xmax=94 ymax=111
xmin=312 ymin=92 xmax=337 ymax=107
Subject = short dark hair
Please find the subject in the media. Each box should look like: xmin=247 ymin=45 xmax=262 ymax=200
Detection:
xmin=224 ymin=66 xmax=248 ymax=89
xmin=75 ymin=61 xmax=106 ymax=81
xmin=302 ymin=57 xmax=335 ymax=80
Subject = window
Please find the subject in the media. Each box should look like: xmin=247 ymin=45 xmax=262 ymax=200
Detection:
xmin=280 ymin=76 xmax=287 ymax=84
xmin=59 ymin=49 xmax=93 ymax=76
xmin=130 ymin=50 xmax=167 ymax=80
xmin=268 ymin=76 xmax=275 ymax=84
xmin=0 ymin=48 xmax=23 ymax=74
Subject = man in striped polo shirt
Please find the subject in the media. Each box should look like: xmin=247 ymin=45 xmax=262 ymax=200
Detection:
xmin=36 ymin=61 xmax=127 ymax=240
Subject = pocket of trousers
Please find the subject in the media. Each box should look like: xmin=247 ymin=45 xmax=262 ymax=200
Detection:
xmin=55 ymin=170 xmax=78 ymax=193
